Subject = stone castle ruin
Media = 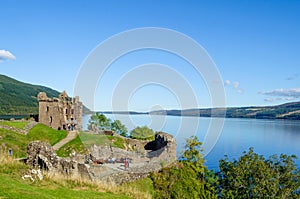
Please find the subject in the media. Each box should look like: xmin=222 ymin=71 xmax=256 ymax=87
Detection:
xmin=38 ymin=91 xmax=82 ymax=130
xmin=26 ymin=132 xmax=177 ymax=184
xmin=31 ymin=91 xmax=177 ymax=184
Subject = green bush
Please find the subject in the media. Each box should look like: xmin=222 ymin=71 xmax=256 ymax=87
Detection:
xmin=130 ymin=126 xmax=155 ymax=140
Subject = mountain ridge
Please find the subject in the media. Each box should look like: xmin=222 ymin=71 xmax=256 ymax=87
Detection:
xmin=102 ymin=101 xmax=300 ymax=120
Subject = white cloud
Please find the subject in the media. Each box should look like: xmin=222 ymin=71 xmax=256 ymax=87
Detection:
xmin=260 ymin=88 xmax=300 ymax=102
xmin=224 ymin=80 xmax=244 ymax=94
xmin=264 ymin=98 xmax=275 ymax=102
xmin=0 ymin=50 xmax=16 ymax=61
xmin=260 ymin=88 xmax=300 ymax=98
xmin=224 ymin=80 xmax=231 ymax=86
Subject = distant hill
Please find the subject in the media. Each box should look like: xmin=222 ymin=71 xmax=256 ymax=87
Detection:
xmin=104 ymin=101 xmax=300 ymax=120
xmin=0 ymin=74 xmax=91 ymax=115
xmin=0 ymin=75 xmax=59 ymax=115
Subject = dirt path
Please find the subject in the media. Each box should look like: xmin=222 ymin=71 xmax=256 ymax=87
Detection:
xmin=53 ymin=130 xmax=77 ymax=150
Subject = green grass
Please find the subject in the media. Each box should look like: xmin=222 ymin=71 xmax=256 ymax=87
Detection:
xmin=0 ymin=124 xmax=67 ymax=158
xmin=79 ymin=132 xmax=125 ymax=149
xmin=0 ymin=155 xmax=131 ymax=199
xmin=0 ymin=121 xmax=29 ymax=129
xmin=57 ymin=135 xmax=88 ymax=157
xmin=123 ymin=177 xmax=155 ymax=197
xmin=0 ymin=174 xmax=130 ymax=199
xmin=27 ymin=124 xmax=68 ymax=145
xmin=0 ymin=128 xmax=30 ymax=157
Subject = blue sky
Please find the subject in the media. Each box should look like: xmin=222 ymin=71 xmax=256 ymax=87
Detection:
xmin=0 ymin=0 xmax=299 ymax=111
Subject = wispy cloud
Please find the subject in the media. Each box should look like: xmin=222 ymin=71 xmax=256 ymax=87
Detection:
xmin=259 ymin=88 xmax=300 ymax=102
xmin=286 ymin=74 xmax=298 ymax=81
xmin=0 ymin=50 xmax=16 ymax=61
xmin=224 ymin=80 xmax=244 ymax=94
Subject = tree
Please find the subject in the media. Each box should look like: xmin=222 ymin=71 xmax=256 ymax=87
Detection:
xmin=181 ymin=135 xmax=206 ymax=174
xmin=151 ymin=136 xmax=217 ymax=198
xmin=217 ymin=148 xmax=300 ymax=198
xmin=110 ymin=119 xmax=128 ymax=136
xmin=130 ymin=126 xmax=155 ymax=140
xmin=88 ymin=113 xmax=111 ymax=131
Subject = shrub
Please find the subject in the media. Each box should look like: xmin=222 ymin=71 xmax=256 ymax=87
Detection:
xmin=130 ymin=126 xmax=155 ymax=140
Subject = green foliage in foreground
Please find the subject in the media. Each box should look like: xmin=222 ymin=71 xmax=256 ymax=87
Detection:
xmin=0 ymin=120 xmax=29 ymax=129
xmin=151 ymin=136 xmax=217 ymax=199
xmin=0 ymin=124 xmax=67 ymax=157
xmin=123 ymin=177 xmax=155 ymax=197
xmin=151 ymin=136 xmax=300 ymax=199
xmin=57 ymin=135 xmax=88 ymax=157
xmin=130 ymin=126 xmax=155 ymax=140
xmin=217 ymin=148 xmax=300 ymax=199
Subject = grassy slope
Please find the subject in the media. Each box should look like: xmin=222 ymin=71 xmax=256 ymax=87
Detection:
xmin=0 ymin=123 xmax=67 ymax=157
xmin=0 ymin=120 xmax=29 ymax=129
xmin=27 ymin=124 xmax=67 ymax=145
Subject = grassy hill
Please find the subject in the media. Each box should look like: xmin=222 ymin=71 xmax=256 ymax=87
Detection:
xmin=0 ymin=74 xmax=59 ymax=115
xmin=0 ymin=122 xmax=67 ymax=157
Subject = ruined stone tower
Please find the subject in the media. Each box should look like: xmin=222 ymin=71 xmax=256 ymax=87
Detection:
xmin=38 ymin=91 xmax=82 ymax=130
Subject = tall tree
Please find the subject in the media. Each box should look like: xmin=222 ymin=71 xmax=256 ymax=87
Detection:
xmin=110 ymin=119 xmax=128 ymax=136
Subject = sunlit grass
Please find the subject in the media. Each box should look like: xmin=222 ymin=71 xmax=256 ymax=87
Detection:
xmin=0 ymin=149 xmax=152 ymax=199
xmin=57 ymin=135 xmax=88 ymax=157
xmin=0 ymin=124 xmax=67 ymax=158
xmin=27 ymin=124 xmax=68 ymax=145
xmin=0 ymin=120 xmax=29 ymax=129
xmin=79 ymin=132 xmax=125 ymax=149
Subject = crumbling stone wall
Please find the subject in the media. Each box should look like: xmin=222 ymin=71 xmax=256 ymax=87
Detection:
xmin=26 ymin=141 xmax=91 ymax=180
xmin=38 ymin=91 xmax=82 ymax=130
xmin=90 ymin=132 xmax=177 ymax=172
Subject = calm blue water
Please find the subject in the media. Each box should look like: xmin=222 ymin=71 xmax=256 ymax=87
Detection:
xmin=82 ymin=114 xmax=300 ymax=170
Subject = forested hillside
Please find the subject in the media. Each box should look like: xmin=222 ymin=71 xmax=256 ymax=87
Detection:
xmin=0 ymin=74 xmax=59 ymax=115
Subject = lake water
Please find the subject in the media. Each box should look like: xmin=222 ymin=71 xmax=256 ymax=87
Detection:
xmin=82 ymin=114 xmax=300 ymax=170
